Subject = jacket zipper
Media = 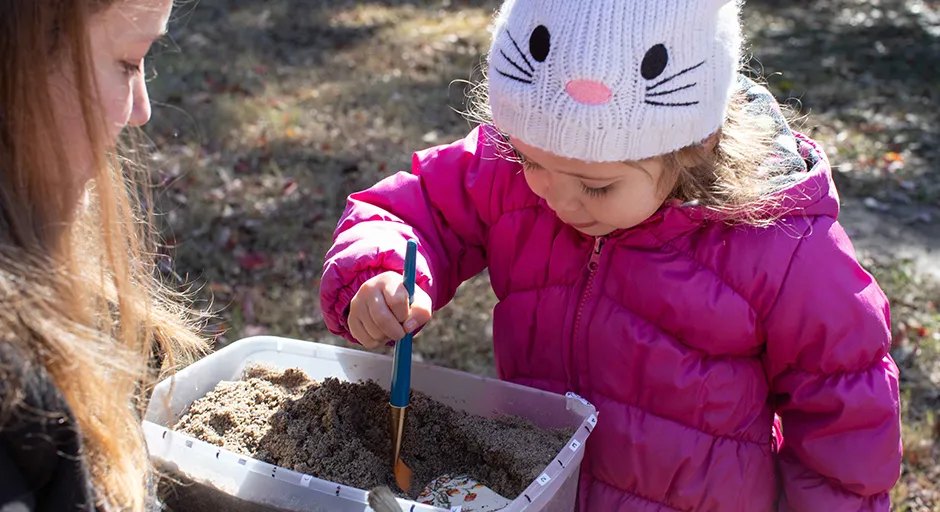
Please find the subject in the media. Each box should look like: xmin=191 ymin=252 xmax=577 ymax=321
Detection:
xmin=569 ymin=236 xmax=606 ymax=392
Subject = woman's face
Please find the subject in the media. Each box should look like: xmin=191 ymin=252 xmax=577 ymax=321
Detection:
xmin=48 ymin=0 xmax=172 ymax=186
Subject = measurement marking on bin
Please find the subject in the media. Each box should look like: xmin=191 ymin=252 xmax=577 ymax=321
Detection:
xmin=271 ymin=467 xmax=277 ymax=478
xmin=524 ymin=494 xmax=532 ymax=503
xmin=335 ymin=485 xmax=341 ymax=496
xmin=184 ymin=440 xmax=193 ymax=448
xmin=238 ymin=458 xmax=247 ymax=466
xmin=537 ymin=473 xmax=551 ymax=486
xmin=588 ymin=414 xmax=597 ymax=427
xmin=301 ymin=475 xmax=312 ymax=487
xmin=556 ymin=459 xmax=565 ymax=468
xmin=570 ymin=439 xmax=581 ymax=451
xmin=161 ymin=430 xmax=167 ymax=439
xmin=215 ymin=451 xmax=220 ymax=459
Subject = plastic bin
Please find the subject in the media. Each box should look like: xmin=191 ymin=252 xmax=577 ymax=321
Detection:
xmin=144 ymin=336 xmax=597 ymax=512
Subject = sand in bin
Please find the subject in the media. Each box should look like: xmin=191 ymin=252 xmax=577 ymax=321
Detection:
xmin=172 ymin=364 xmax=574 ymax=502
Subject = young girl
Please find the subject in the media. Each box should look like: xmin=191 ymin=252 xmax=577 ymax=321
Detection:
xmin=320 ymin=0 xmax=902 ymax=510
xmin=0 ymin=1 xmax=206 ymax=510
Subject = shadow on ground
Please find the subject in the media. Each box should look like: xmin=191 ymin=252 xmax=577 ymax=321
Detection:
xmin=142 ymin=0 xmax=940 ymax=383
xmin=145 ymin=0 xmax=498 ymax=373
xmin=744 ymin=0 xmax=940 ymax=198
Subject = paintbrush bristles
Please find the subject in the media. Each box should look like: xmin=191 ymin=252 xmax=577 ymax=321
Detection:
xmin=368 ymin=486 xmax=401 ymax=512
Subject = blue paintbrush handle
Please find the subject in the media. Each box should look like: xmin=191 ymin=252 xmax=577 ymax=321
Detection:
xmin=390 ymin=333 xmax=413 ymax=407
xmin=390 ymin=239 xmax=418 ymax=408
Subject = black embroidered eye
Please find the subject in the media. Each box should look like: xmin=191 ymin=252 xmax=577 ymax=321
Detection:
xmin=641 ymin=44 xmax=669 ymax=80
xmin=529 ymin=25 xmax=550 ymax=62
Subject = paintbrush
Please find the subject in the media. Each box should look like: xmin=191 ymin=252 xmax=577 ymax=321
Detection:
xmin=389 ymin=238 xmax=417 ymax=492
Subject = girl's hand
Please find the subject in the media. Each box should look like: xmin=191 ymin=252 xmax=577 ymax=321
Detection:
xmin=348 ymin=271 xmax=432 ymax=349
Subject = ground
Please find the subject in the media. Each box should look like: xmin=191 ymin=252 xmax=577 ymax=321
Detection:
xmin=143 ymin=0 xmax=940 ymax=509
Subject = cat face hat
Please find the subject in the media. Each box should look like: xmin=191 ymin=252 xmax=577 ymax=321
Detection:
xmin=487 ymin=0 xmax=743 ymax=162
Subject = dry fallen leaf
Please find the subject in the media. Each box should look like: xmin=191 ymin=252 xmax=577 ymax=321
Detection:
xmin=238 ymin=253 xmax=267 ymax=271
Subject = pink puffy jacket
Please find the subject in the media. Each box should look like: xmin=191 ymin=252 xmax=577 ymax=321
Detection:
xmin=319 ymin=121 xmax=902 ymax=510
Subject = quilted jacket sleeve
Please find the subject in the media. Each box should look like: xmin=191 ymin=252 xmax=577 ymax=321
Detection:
xmin=762 ymin=217 xmax=902 ymax=512
xmin=319 ymin=126 xmax=506 ymax=343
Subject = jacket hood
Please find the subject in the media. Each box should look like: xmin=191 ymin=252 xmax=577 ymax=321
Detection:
xmin=625 ymin=76 xmax=840 ymax=235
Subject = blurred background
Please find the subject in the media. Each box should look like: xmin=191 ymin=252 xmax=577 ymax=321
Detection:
xmin=142 ymin=0 xmax=940 ymax=509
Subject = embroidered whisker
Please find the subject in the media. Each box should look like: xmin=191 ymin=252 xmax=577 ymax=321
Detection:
xmin=646 ymin=61 xmax=705 ymax=91
xmin=507 ymin=32 xmax=535 ymax=72
xmin=500 ymin=50 xmax=534 ymax=78
xmin=645 ymin=99 xmax=699 ymax=107
xmin=497 ymin=68 xmax=534 ymax=84
xmin=645 ymin=82 xmax=696 ymax=97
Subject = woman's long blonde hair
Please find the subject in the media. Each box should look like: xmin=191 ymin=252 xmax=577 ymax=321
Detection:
xmin=0 ymin=1 xmax=207 ymax=510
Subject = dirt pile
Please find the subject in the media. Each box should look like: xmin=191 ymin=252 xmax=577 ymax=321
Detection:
xmin=173 ymin=364 xmax=573 ymax=499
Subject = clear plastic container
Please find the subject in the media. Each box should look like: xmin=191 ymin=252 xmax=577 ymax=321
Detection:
xmin=144 ymin=336 xmax=597 ymax=512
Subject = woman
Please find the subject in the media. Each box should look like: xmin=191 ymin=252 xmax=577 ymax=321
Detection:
xmin=0 ymin=0 xmax=207 ymax=510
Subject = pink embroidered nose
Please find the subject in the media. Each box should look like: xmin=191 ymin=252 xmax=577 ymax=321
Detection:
xmin=565 ymin=79 xmax=612 ymax=105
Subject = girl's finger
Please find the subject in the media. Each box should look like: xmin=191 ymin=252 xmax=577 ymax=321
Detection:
xmin=359 ymin=312 xmax=387 ymax=346
xmin=367 ymin=294 xmax=406 ymax=342
xmin=403 ymin=287 xmax=433 ymax=333
xmin=382 ymin=280 xmax=410 ymax=324
xmin=349 ymin=315 xmax=379 ymax=349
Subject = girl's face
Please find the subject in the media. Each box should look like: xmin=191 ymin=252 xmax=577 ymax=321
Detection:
xmin=511 ymin=136 xmax=676 ymax=236
xmin=49 ymin=0 xmax=171 ymax=185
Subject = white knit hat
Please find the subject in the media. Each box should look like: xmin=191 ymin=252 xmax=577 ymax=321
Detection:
xmin=487 ymin=0 xmax=744 ymax=163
